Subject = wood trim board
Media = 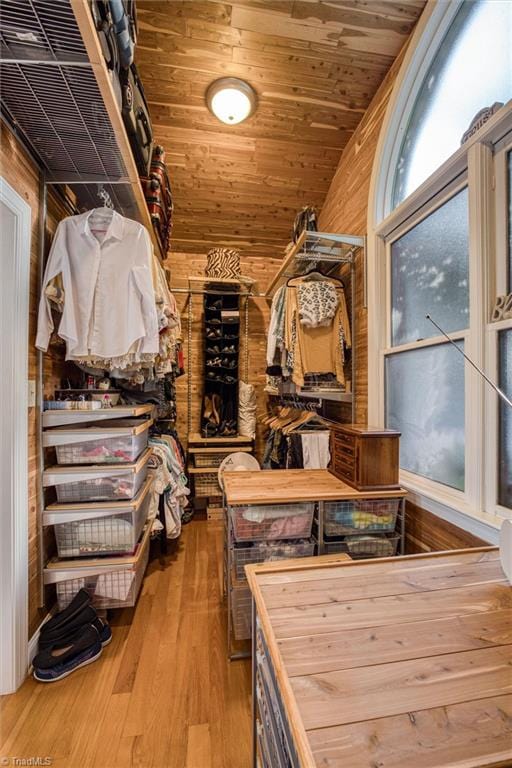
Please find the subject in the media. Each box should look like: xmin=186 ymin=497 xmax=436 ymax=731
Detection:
xmin=223 ymin=468 xmax=407 ymax=505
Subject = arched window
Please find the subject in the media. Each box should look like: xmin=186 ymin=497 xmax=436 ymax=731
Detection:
xmin=368 ymin=0 xmax=512 ymax=540
xmin=393 ymin=0 xmax=512 ymax=207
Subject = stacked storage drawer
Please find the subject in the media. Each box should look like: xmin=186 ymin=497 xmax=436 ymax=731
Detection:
xmin=226 ymin=503 xmax=315 ymax=650
xmin=42 ymin=406 xmax=154 ymax=610
xmin=255 ymin=618 xmax=299 ymax=768
xmin=322 ymin=498 xmax=400 ymax=558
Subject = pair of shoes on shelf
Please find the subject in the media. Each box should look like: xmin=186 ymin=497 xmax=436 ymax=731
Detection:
xmin=203 ymin=394 xmax=221 ymax=428
xmin=206 ymin=299 xmax=222 ymax=310
xmin=33 ymin=589 xmax=112 ymax=683
xmin=207 ymin=345 xmax=221 ymax=354
xmin=224 ymin=333 xmax=238 ymax=340
xmin=206 ymin=328 xmax=222 ymax=339
xmin=206 ymin=372 xmax=237 ymax=384
xmin=207 ymin=357 xmax=237 ymax=369
xmin=207 ymin=318 xmax=221 ymax=325
xmin=218 ymin=420 xmax=237 ymax=437
xmin=222 ymin=345 xmax=237 ymax=354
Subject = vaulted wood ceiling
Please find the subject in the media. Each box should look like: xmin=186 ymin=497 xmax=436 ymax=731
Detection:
xmin=136 ymin=1 xmax=425 ymax=258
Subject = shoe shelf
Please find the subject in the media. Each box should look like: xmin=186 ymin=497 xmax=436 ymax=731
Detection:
xmin=0 ymin=0 xmax=163 ymax=258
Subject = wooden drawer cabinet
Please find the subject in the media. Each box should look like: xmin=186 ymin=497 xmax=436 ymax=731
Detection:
xmin=329 ymin=424 xmax=400 ymax=491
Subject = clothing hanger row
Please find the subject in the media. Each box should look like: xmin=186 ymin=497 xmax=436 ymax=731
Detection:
xmin=286 ymin=269 xmax=345 ymax=289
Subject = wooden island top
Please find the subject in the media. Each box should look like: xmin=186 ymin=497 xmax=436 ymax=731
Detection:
xmin=223 ymin=468 xmax=407 ymax=506
xmin=246 ymin=546 xmax=512 ymax=768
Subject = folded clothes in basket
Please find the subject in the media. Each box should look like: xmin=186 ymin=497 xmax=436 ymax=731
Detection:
xmin=75 ymin=518 xmax=133 ymax=552
xmin=241 ymin=504 xmax=310 ymax=522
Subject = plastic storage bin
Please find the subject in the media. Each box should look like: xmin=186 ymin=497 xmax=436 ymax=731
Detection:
xmin=231 ymin=585 xmax=252 ymax=640
xmin=324 ymin=499 xmax=399 ymax=536
xmin=44 ymin=524 xmax=151 ymax=610
xmin=43 ymin=448 xmax=152 ymax=503
xmin=230 ymin=503 xmax=314 ymax=542
xmin=43 ymin=418 xmax=152 ymax=465
xmin=324 ymin=532 xmax=400 ymax=559
xmin=233 ymin=539 xmax=315 ymax=582
xmin=43 ymin=475 xmax=153 ymax=558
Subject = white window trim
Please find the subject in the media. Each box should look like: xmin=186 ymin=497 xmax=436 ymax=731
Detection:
xmin=367 ymin=1 xmax=512 ymax=544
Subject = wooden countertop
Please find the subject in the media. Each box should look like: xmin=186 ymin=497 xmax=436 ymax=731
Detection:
xmin=246 ymin=547 xmax=512 ymax=768
xmin=223 ymin=468 xmax=407 ymax=505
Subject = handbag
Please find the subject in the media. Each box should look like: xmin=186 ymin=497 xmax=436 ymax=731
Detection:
xmin=205 ymin=248 xmax=241 ymax=280
xmin=293 ymin=205 xmax=317 ymax=243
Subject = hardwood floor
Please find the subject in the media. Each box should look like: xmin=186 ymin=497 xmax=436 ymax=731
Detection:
xmin=0 ymin=522 xmax=252 ymax=768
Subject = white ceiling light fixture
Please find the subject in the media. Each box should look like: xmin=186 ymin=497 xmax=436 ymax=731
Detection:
xmin=206 ymin=77 xmax=257 ymax=125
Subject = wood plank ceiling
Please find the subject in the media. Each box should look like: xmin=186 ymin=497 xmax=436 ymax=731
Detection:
xmin=136 ymin=1 xmax=425 ymax=259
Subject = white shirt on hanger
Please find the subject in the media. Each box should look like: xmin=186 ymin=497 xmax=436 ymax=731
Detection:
xmin=36 ymin=209 xmax=159 ymax=360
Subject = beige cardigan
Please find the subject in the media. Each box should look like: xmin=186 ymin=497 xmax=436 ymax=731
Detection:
xmin=284 ymin=277 xmax=351 ymax=388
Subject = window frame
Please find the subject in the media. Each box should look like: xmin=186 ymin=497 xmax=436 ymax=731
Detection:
xmin=485 ymin=140 xmax=512 ymax=519
xmin=367 ymin=1 xmax=512 ymax=543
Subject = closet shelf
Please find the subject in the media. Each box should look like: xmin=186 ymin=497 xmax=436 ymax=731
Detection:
xmin=42 ymin=404 xmax=153 ymax=428
xmin=265 ymin=230 xmax=365 ymax=298
xmin=0 ymin=0 xmax=163 ymax=259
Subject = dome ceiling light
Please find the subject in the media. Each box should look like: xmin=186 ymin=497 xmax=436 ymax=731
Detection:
xmin=206 ymin=78 xmax=257 ymax=125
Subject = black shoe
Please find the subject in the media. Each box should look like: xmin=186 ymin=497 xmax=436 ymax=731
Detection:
xmin=207 ymin=345 xmax=221 ymax=354
xmin=92 ymin=617 xmax=112 ymax=647
xmin=224 ymin=334 xmax=239 ymax=340
xmin=206 ymin=329 xmax=222 ymax=339
xmin=221 ymin=345 xmax=236 ymax=354
xmin=39 ymin=589 xmax=95 ymax=650
xmin=206 ymin=299 xmax=222 ymax=310
xmin=222 ymin=375 xmax=237 ymax=385
xmin=206 ymin=371 xmax=221 ymax=382
xmin=33 ymin=625 xmax=103 ymax=683
xmin=207 ymin=318 xmax=221 ymax=325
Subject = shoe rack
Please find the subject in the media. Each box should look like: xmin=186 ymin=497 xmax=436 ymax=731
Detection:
xmin=184 ymin=282 xmax=254 ymax=518
xmin=202 ymin=288 xmax=241 ymax=438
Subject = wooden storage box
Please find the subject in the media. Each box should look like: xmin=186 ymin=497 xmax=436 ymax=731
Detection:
xmin=329 ymin=424 xmax=400 ymax=491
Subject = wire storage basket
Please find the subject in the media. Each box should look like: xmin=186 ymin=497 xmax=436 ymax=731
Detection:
xmin=194 ymin=452 xmax=230 ymax=468
xmin=47 ymin=478 xmax=152 ymax=558
xmin=233 ymin=539 xmax=315 ymax=582
xmin=46 ymin=419 xmax=151 ymax=465
xmin=48 ymin=527 xmax=151 ymax=610
xmin=231 ymin=585 xmax=252 ymax=640
xmin=230 ymin=503 xmax=314 ymax=542
xmin=194 ymin=472 xmax=222 ymax=496
xmin=45 ymin=449 xmax=152 ymax=503
xmin=324 ymin=499 xmax=399 ymax=536
xmin=324 ymin=532 xmax=400 ymax=559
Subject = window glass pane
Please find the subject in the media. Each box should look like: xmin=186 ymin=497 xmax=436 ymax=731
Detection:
xmin=391 ymin=188 xmax=469 ymax=347
xmin=385 ymin=342 xmax=465 ymax=491
xmin=508 ymin=151 xmax=512 ymax=293
xmin=498 ymin=330 xmax=512 ymax=508
xmin=393 ymin=0 xmax=512 ymax=207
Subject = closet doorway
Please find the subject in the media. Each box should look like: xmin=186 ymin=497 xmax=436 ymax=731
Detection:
xmin=0 ymin=177 xmax=31 ymax=693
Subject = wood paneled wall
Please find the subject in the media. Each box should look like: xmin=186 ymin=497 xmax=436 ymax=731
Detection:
xmin=316 ymin=45 xmax=491 ymax=549
xmin=1 ymin=122 xmax=67 ymax=637
xmin=166 ymin=251 xmax=279 ymax=461
xmin=318 ymin=48 xmax=406 ymax=425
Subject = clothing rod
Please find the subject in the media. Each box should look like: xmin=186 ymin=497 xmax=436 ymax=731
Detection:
xmin=425 ymin=314 xmax=512 ymax=409
xmin=170 ymin=287 xmax=265 ymax=298
xmin=44 ymin=179 xmax=130 ymax=186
